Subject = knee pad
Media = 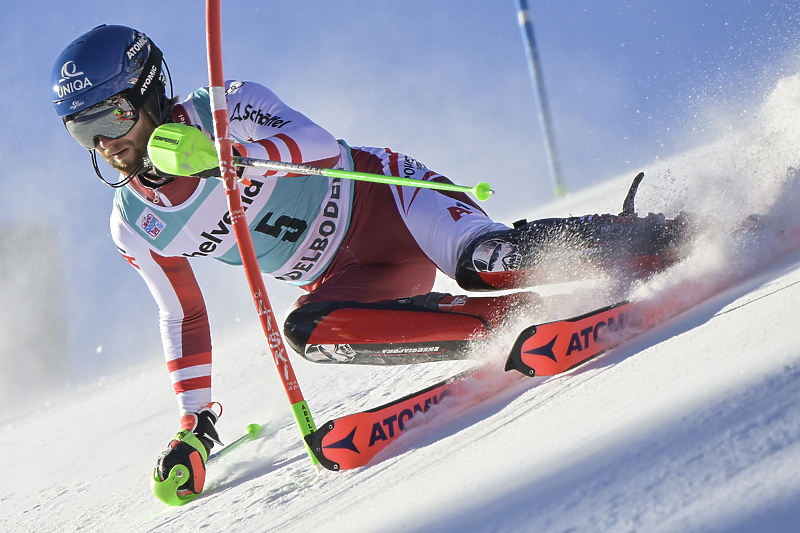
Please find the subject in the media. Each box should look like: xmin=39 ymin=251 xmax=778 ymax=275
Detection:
xmin=454 ymin=219 xmax=559 ymax=291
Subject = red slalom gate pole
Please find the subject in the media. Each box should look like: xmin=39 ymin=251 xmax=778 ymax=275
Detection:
xmin=205 ymin=0 xmax=319 ymax=467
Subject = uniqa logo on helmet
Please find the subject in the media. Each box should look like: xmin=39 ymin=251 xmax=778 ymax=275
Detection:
xmin=54 ymin=60 xmax=93 ymax=100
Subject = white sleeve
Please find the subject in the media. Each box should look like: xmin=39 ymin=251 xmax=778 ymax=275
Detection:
xmin=110 ymin=207 xmax=214 ymax=416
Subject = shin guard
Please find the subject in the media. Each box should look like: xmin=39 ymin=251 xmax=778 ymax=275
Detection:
xmin=284 ymin=292 xmax=539 ymax=365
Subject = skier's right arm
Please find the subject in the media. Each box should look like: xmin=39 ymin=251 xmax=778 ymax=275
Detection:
xmin=110 ymin=212 xmax=213 ymax=416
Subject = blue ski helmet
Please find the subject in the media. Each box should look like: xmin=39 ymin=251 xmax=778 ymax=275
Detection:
xmin=51 ymin=24 xmax=167 ymax=121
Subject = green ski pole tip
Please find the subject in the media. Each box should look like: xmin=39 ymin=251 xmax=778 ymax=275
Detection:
xmin=473 ymin=182 xmax=494 ymax=201
xmin=246 ymin=423 xmax=262 ymax=437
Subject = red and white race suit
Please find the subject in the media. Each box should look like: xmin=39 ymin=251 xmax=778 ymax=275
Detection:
xmin=110 ymin=80 xmax=506 ymax=415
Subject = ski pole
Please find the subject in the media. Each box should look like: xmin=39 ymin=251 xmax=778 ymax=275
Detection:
xmin=147 ymin=122 xmax=495 ymax=201
xmin=207 ymin=423 xmax=263 ymax=465
xmin=235 ymin=156 xmax=494 ymax=201
xmin=205 ymin=0 xmax=320 ymax=468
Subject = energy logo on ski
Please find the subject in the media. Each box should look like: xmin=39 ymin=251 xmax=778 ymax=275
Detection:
xmin=505 ymin=301 xmax=637 ymax=376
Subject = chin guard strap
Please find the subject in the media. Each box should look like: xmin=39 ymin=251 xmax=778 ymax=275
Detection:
xmin=89 ymin=150 xmax=141 ymax=188
xmin=89 ymin=149 xmax=175 ymax=190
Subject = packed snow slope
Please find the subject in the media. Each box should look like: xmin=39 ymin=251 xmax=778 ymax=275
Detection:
xmin=5 ymin=75 xmax=800 ymax=533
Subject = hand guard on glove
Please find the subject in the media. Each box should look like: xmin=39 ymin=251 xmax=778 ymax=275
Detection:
xmin=155 ymin=403 xmax=223 ymax=497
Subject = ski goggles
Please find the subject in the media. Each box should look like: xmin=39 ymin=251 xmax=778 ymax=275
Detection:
xmin=64 ymin=93 xmax=140 ymax=149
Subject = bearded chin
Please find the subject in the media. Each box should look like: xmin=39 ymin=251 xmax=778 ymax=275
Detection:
xmin=109 ymin=148 xmax=149 ymax=176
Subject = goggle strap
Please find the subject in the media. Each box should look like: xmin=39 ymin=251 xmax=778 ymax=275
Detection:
xmin=127 ymin=42 xmax=164 ymax=110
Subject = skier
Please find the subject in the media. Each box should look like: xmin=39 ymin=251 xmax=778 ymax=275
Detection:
xmin=52 ymin=24 xmax=688 ymax=496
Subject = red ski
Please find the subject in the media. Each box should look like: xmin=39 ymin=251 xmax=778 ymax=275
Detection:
xmin=504 ymin=300 xmax=644 ymax=377
xmin=305 ymin=365 xmax=522 ymax=471
xmin=305 ymin=301 xmax=650 ymax=471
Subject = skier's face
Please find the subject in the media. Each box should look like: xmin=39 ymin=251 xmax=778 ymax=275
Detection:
xmin=94 ymin=110 xmax=156 ymax=176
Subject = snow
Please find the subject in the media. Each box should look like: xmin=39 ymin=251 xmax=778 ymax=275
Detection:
xmin=5 ymin=60 xmax=800 ymax=533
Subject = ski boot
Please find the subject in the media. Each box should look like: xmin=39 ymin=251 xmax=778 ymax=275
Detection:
xmin=455 ymin=172 xmax=695 ymax=291
xmin=152 ymin=403 xmax=223 ymax=505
